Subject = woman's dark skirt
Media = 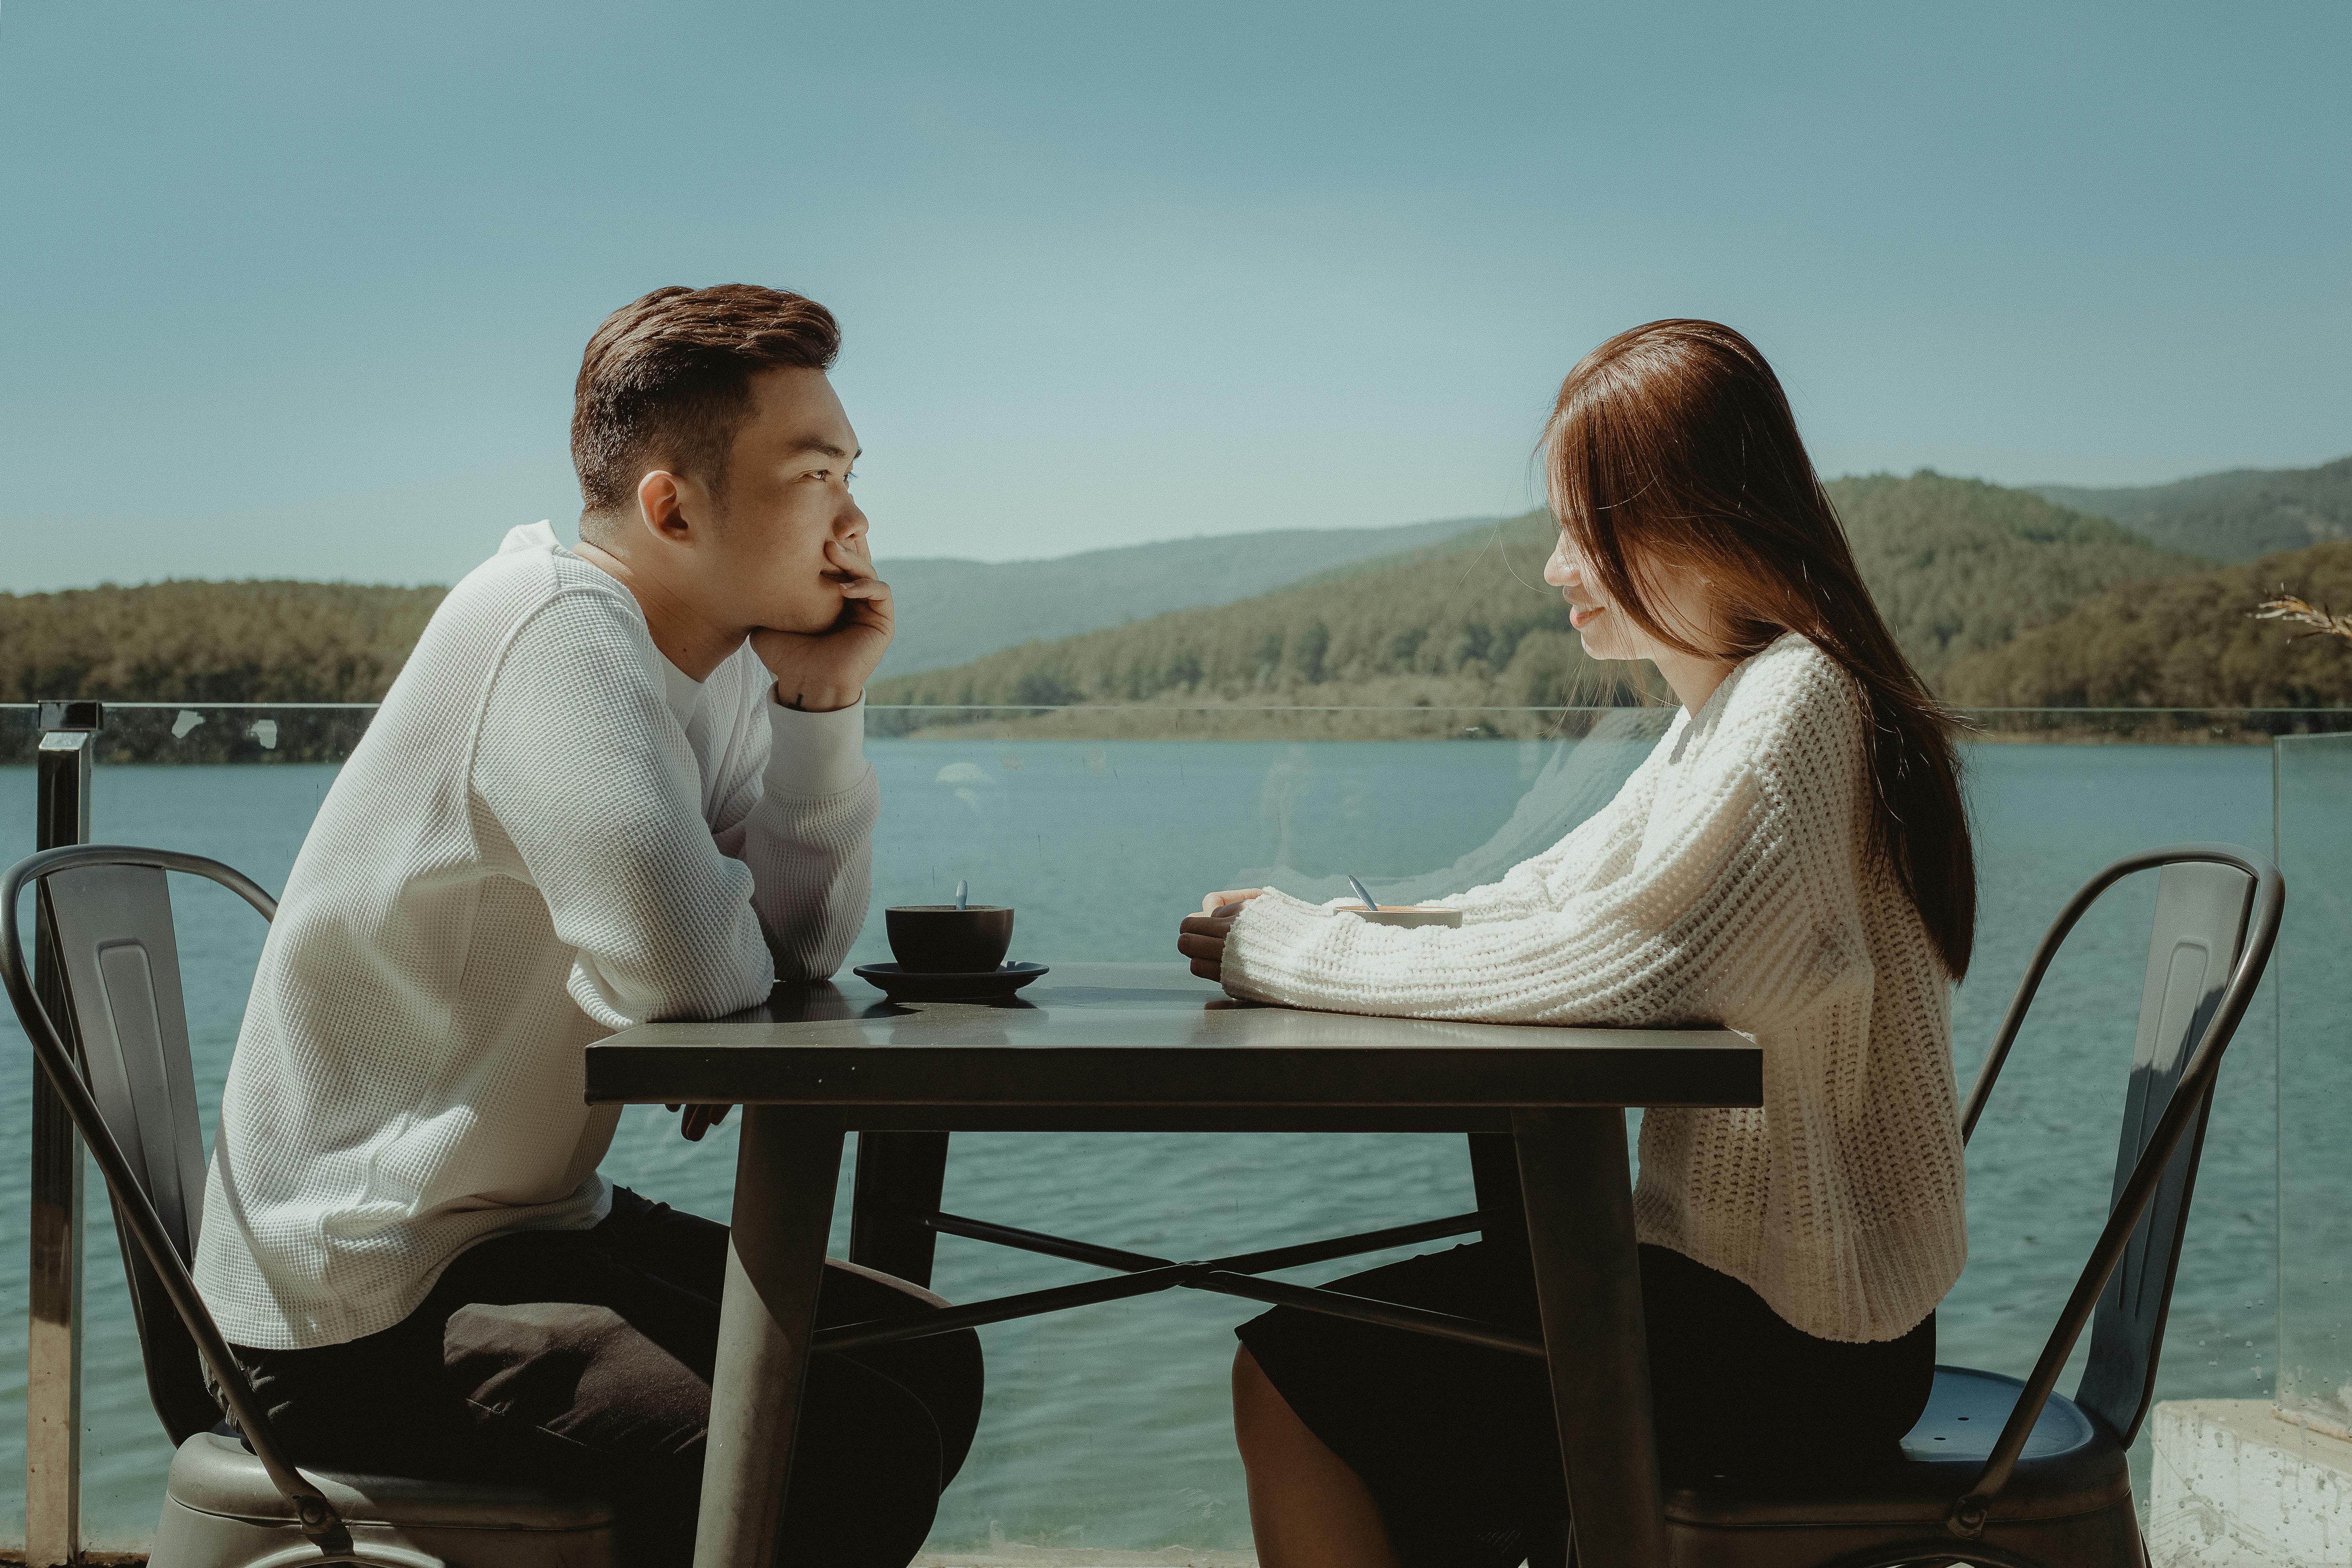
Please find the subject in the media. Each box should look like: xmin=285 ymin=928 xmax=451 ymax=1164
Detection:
xmin=1235 ymin=1240 xmax=1934 ymax=1568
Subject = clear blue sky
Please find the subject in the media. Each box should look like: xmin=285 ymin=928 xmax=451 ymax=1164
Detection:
xmin=2 ymin=1 xmax=2344 ymax=590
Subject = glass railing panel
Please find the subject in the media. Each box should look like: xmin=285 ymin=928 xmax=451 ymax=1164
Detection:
xmin=859 ymin=701 xmax=2295 ymax=1542
xmin=2272 ymin=733 xmax=2352 ymax=1436
xmin=853 ymin=705 xmax=1674 ymax=1550
xmin=0 ymin=706 xmax=30 ymax=1546
xmin=0 ymin=701 xmax=2315 ymax=1550
xmin=854 ymin=704 xmax=1673 ymax=970
xmin=0 ymin=703 xmax=382 ymax=1549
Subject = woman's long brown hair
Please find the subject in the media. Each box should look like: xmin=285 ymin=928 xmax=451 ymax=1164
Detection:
xmin=1545 ymin=319 xmax=1976 ymax=979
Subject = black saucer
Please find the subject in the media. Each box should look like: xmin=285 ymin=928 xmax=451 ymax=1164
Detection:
xmin=853 ymin=961 xmax=1050 ymax=1001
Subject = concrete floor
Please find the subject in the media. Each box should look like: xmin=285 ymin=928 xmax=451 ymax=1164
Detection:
xmin=913 ymin=1551 xmax=1259 ymax=1568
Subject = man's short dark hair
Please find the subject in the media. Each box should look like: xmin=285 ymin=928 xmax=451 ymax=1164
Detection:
xmin=572 ymin=284 xmax=840 ymax=520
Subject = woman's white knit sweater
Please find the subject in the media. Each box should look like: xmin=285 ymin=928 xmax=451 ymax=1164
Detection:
xmin=195 ymin=523 xmax=877 ymax=1350
xmin=1221 ymin=634 xmax=1967 ymax=1344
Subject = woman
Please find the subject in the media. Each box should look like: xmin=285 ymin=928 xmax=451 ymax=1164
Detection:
xmin=1177 ymin=320 xmax=1973 ymax=1568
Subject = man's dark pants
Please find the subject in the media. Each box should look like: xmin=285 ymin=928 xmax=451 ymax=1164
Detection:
xmin=226 ymin=1188 xmax=984 ymax=1567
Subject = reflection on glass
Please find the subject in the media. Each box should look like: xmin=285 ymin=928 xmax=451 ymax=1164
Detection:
xmin=0 ymin=703 xmax=377 ymax=767
xmin=0 ymin=701 xmax=2326 ymax=1548
xmin=1231 ymin=708 xmax=1672 ymax=906
xmin=2272 ymin=734 xmax=2352 ymax=1434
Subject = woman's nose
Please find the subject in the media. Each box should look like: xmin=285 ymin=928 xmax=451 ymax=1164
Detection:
xmin=1543 ymin=540 xmax=1573 ymax=588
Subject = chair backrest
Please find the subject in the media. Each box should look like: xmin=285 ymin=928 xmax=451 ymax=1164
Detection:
xmin=7 ymin=845 xmax=353 ymax=1548
xmin=2072 ymin=859 xmax=2253 ymax=1444
xmin=1959 ymin=843 xmax=2280 ymax=1512
xmin=40 ymin=862 xmax=225 ymax=1443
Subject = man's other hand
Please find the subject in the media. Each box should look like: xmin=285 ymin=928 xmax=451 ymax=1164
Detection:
xmin=753 ymin=535 xmax=893 ymax=713
xmin=667 ymin=1103 xmax=734 ymax=1141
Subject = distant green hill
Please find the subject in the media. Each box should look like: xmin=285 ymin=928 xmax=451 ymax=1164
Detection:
xmin=874 ymin=515 xmax=1497 ymax=675
xmin=1831 ymin=473 xmax=2206 ymax=686
xmin=1 ymin=518 xmax=1501 ymax=705
xmin=872 ymin=472 xmax=2204 ymax=713
xmin=879 ymin=507 xmax=1609 ymax=713
xmin=2033 ymin=456 xmax=2352 ymax=562
xmin=8 ymin=472 xmax=2270 ymax=725
xmin=0 ymin=580 xmax=445 ymax=703
xmin=1943 ymin=539 xmax=2352 ymax=708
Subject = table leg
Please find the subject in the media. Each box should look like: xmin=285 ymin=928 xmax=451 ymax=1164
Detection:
xmin=695 ymin=1106 xmax=845 ymax=1568
xmin=1512 ymin=1107 xmax=1665 ymax=1568
xmin=849 ymin=1129 xmax=951 ymax=1288
xmin=1467 ymin=1131 xmax=1530 ymax=1279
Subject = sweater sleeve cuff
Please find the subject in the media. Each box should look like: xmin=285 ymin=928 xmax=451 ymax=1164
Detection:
xmin=764 ymin=693 xmax=868 ymax=798
xmin=1223 ymin=890 xmax=1342 ymax=998
xmin=1237 ymin=889 xmax=1330 ymax=940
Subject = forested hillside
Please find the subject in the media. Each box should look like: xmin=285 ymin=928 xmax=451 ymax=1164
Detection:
xmin=872 ymin=472 xmax=2204 ymax=711
xmin=1829 ymin=473 xmax=2203 ymax=684
xmin=1943 ymin=540 xmax=2352 ymax=708
xmin=2034 ymin=456 xmax=2352 ymax=561
xmin=876 ymin=515 xmax=1493 ymax=675
xmin=18 ymin=469 xmax=2337 ymax=721
xmin=0 ymin=581 xmax=445 ymax=702
xmin=883 ymin=506 xmax=1615 ymax=711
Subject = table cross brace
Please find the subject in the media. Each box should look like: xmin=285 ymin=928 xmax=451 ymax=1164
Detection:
xmin=814 ymin=1208 xmax=1544 ymax=1359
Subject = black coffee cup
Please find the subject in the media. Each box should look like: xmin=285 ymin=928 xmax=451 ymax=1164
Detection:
xmin=886 ymin=905 xmax=1015 ymax=973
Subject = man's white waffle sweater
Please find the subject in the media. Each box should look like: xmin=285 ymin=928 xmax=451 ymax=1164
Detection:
xmin=195 ymin=523 xmax=877 ymax=1350
xmin=1221 ymin=634 xmax=1967 ymax=1343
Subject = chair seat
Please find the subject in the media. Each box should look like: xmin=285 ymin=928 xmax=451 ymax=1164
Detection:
xmin=1665 ymin=1365 xmax=2132 ymax=1529
xmin=166 ymin=1432 xmax=619 ymax=1532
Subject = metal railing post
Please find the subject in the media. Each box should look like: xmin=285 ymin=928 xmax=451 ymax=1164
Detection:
xmin=27 ymin=699 xmax=101 ymax=1568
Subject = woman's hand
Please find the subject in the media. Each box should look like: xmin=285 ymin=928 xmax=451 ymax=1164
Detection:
xmin=1179 ymin=891 xmax=1261 ymax=982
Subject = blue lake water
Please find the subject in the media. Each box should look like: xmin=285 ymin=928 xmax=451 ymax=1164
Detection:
xmin=0 ymin=735 xmax=2294 ymax=1551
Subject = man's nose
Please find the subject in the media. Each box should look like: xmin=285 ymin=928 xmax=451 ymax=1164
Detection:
xmin=838 ymin=501 xmax=868 ymax=545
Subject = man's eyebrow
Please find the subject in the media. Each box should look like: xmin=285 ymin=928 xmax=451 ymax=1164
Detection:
xmin=789 ymin=439 xmax=860 ymax=461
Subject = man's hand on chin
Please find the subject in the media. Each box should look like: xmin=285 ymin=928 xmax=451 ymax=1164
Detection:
xmin=751 ymin=536 xmax=894 ymax=713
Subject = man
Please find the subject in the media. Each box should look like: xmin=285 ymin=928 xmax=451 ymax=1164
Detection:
xmin=195 ymin=284 xmax=981 ymax=1566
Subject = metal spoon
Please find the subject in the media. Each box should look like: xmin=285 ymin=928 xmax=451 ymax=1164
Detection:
xmin=955 ymin=879 xmax=969 ymax=911
xmin=1347 ymin=875 xmax=1379 ymax=913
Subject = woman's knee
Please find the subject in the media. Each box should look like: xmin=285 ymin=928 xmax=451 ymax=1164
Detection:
xmin=1232 ymin=1346 xmax=1300 ymax=1464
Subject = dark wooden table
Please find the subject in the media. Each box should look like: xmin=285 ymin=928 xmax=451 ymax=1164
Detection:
xmin=584 ymin=961 xmax=1759 ymax=1568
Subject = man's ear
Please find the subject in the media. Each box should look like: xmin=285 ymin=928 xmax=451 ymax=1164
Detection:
xmin=634 ymin=470 xmax=700 ymax=547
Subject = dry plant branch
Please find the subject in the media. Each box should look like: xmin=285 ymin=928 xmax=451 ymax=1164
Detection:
xmin=2252 ymin=590 xmax=2352 ymax=646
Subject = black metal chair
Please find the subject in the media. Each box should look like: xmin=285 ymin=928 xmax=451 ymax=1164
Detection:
xmin=1658 ymin=843 xmax=2284 ymax=1568
xmin=3 ymin=844 xmax=621 ymax=1568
